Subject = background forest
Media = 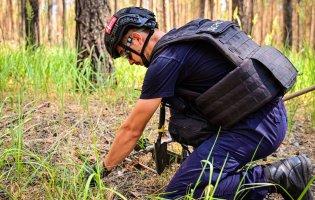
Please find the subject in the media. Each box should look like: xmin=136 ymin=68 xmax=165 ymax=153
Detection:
xmin=1 ymin=0 xmax=314 ymax=50
xmin=0 ymin=0 xmax=314 ymax=199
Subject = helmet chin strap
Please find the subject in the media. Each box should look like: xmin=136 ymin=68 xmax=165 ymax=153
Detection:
xmin=120 ymin=29 xmax=155 ymax=67
xmin=140 ymin=29 xmax=154 ymax=67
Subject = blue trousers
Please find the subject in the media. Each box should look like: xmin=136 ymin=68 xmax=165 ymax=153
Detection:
xmin=164 ymin=98 xmax=287 ymax=199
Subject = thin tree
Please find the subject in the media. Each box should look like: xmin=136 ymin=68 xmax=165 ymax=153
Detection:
xmin=21 ymin=0 xmax=26 ymax=41
xmin=137 ymin=0 xmax=143 ymax=7
xmin=244 ymin=0 xmax=253 ymax=35
xmin=24 ymin=0 xmax=40 ymax=49
xmin=304 ymin=2 xmax=311 ymax=46
xmin=149 ymin=0 xmax=153 ymax=12
xmin=199 ymin=0 xmax=206 ymax=18
xmin=254 ymin=0 xmax=264 ymax=44
xmin=283 ymin=0 xmax=292 ymax=48
xmin=228 ymin=0 xmax=233 ymax=20
xmin=216 ymin=0 xmax=220 ymax=19
xmin=114 ymin=0 xmax=117 ymax=13
xmin=292 ymin=0 xmax=299 ymax=51
xmin=232 ymin=0 xmax=253 ymax=35
xmin=62 ymin=0 xmax=66 ymax=46
xmin=262 ymin=0 xmax=268 ymax=39
xmin=162 ymin=0 xmax=167 ymax=31
xmin=0 ymin=1 xmax=4 ymax=41
xmin=170 ymin=0 xmax=176 ymax=28
xmin=75 ymin=0 xmax=113 ymax=83
xmin=298 ymin=2 xmax=304 ymax=50
xmin=8 ymin=0 xmax=14 ymax=40
xmin=47 ymin=0 xmax=54 ymax=43
xmin=311 ymin=1 xmax=315 ymax=48
xmin=210 ymin=0 xmax=214 ymax=19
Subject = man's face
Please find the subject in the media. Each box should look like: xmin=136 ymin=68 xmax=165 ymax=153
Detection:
xmin=116 ymin=31 xmax=146 ymax=66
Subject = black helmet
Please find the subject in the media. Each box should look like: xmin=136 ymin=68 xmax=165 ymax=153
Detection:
xmin=105 ymin=7 xmax=158 ymax=59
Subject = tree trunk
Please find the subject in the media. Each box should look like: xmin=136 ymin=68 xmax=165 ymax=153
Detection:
xmin=266 ymin=1 xmax=272 ymax=34
xmin=232 ymin=0 xmax=253 ymax=35
xmin=47 ymin=0 xmax=54 ymax=43
xmin=232 ymin=0 xmax=244 ymax=26
xmin=210 ymin=0 xmax=214 ymax=19
xmin=170 ymin=0 xmax=177 ymax=28
xmin=228 ymin=0 xmax=233 ymax=20
xmin=57 ymin=0 xmax=63 ymax=43
xmin=21 ymin=0 xmax=26 ymax=40
xmin=185 ymin=0 xmax=188 ymax=23
xmin=62 ymin=0 xmax=66 ymax=46
xmin=277 ymin=0 xmax=284 ymax=47
xmin=0 ymin=1 xmax=4 ymax=42
xmin=2 ymin=1 xmax=8 ymax=41
xmin=136 ymin=0 xmax=143 ymax=7
xmin=162 ymin=0 xmax=167 ymax=31
xmin=113 ymin=0 xmax=117 ymax=13
xmin=243 ymin=0 xmax=253 ymax=35
xmin=283 ymin=0 xmax=292 ymax=48
xmin=255 ymin=0 xmax=264 ymax=44
xmin=298 ymin=5 xmax=304 ymax=50
xmin=216 ymin=0 xmax=220 ymax=19
xmin=8 ymin=0 xmax=14 ymax=40
xmin=75 ymin=0 xmax=113 ymax=83
xmin=165 ymin=0 xmax=170 ymax=30
xmin=310 ymin=2 xmax=315 ymax=49
xmin=199 ymin=0 xmax=206 ymax=18
xmin=149 ymin=0 xmax=153 ymax=12
xmin=292 ymin=0 xmax=299 ymax=51
xmin=262 ymin=0 xmax=268 ymax=40
xmin=25 ymin=0 xmax=40 ymax=49
xmin=304 ymin=3 xmax=311 ymax=47
xmin=175 ymin=0 xmax=179 ymax=26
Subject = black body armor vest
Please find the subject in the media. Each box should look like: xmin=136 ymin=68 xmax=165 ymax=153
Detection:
xmin=152 ymin=19 xmax=298 ymax=128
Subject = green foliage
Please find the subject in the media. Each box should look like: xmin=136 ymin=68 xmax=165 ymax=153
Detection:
xmin=135 ymin=136 xmax=150 ymax=151
xmin=25 ymin=0 xmax=34 ymax=22
xmin=0 ymin=44 xmax=145 ymax=105
xmin=284 ymin=46 xmax=315 ymax=129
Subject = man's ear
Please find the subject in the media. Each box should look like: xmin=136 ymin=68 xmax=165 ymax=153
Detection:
xmin=130 ymin=32 xmax=144 ymax=45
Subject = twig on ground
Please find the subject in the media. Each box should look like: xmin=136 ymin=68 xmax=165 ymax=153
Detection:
xmin=152 ymin=185 xmax=167 ymax=195
xmin=129 ymin=191 xmax=141 ymax=199
xmin=24 ymin=123 xmax=40 ymax=133
xmin=125 ymin=158 xmax=157 ymax=174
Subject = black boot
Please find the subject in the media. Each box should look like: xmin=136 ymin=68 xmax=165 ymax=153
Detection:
xmin=264 ymin=154 xmax=313 ymax=200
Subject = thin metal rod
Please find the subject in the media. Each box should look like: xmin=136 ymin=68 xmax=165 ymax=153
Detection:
xmin=283 ymin=84 xmax=315 ymax=101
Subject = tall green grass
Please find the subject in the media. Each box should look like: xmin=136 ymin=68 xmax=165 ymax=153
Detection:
xmin=0 ymin=44 xmax=145 ymax=105
xmin=284 ymin=46 xmax=315 ymax=129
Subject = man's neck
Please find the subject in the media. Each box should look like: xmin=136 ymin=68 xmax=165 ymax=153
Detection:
xmin=145 ymin=30 xmax=166 ymax=60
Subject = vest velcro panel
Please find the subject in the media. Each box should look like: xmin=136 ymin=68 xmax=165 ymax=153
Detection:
xmin=252 ymin=46 xmax=297 ymax=90
xmin=195 ymin=59 xmax=279 ymax=127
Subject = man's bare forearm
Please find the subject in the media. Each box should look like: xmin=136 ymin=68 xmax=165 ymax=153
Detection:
xmin=103 ymin=98 xmax=161 ymax=170
xmin=103 ymin=126 xmax=142 ymax=170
